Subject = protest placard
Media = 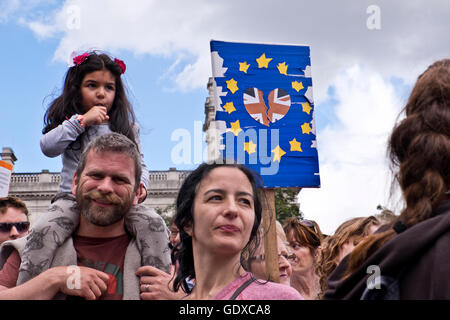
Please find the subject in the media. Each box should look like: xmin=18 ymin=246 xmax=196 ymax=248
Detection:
xmin=209 ymin=40 xmax=320 ymax=188
xmin=0 ymin=160 xmax=13 ymax=197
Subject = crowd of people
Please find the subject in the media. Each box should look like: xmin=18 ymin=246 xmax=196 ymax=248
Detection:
xmin=0 ymin=52 xmax=448 ymax=300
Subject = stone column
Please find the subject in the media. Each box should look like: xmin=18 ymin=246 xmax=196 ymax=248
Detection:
xmin=1 ymin=147 xmax=17 ymax=167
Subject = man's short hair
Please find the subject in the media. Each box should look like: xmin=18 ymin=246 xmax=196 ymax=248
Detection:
xmin=0 ymin=197 xmax=29 ymax=217
xmin=75 ymin=133 xmax=142 ymax=191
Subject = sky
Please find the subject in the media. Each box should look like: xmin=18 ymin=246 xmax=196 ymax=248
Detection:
xmin=1 ymin=0 xmax=449 ymax=234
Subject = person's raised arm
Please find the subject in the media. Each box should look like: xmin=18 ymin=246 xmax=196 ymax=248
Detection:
xmin=40 ymin=106 xmax=109 ymax=157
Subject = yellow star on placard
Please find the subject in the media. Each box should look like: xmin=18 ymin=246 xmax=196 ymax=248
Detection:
xmin=239 ymin=61 xmax=250 ymax=73
xmin=226 ymin=78 xmax=238 ymax=94
xmin=271 ymin=145 xmax=286 ymax=163
xmin=256 ymin=53 xmax=272 ymax=68
xmin=277 ymin=62 xmax=288 ymax=75
xmin=244 ymin=140 xmax=257 ymax=154
xmin=230 ymin=120 xmax=242 ymax=136
xmin=292 ymin=81 xmax=304 ymax=92
xmin=301 ymin=122 xmax=312 ymax=135
xmin=223 ymin=102 xmax=236 ymax=114
xmin=302 ymin=102 xmax=312 ymax=115
xmin=289 ymin=138 xmax=303 ymax=152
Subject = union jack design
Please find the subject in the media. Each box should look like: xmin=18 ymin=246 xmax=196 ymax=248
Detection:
xmin=243 ymin=87 xmax=269 ymax=126
xmin=268 ymin=88 xmax=291 ymax=123
xmin=243 ymin=88 xmax=291 ymax=126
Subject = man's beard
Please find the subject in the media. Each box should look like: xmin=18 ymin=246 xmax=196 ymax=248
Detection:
xmin=76 ymin=187 xmax=133 ymax=227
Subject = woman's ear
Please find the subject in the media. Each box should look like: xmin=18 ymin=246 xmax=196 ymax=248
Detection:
xmin=184 ymin=223 xmax=193 ymax=237
xmin=313 ymin=246 xmax=322 ymax=261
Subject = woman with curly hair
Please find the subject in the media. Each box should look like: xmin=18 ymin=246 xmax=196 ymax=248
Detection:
xmin=324 ymin=59 xmax=450 ymax=300
xmin=317 ymin=216 xmax=380 ymax=298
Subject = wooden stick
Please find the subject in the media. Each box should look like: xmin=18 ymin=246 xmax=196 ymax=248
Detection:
xmin=261 ymin=188 xmax=279 ymax=283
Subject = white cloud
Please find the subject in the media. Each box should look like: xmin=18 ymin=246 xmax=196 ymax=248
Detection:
xmin=299 ymin=65 xmax=404 ymax=235
xmin=0 ymin=0 xmax=59 ymax=23
xmin=20 ymin=18 xmax=58 ymax=38
xmin=0 ymin=0 xmax=20 ymax=23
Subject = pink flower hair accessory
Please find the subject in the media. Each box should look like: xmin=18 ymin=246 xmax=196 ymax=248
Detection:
xmin=114 ymin=58 xmax=126 ymax=74
xmin=73 ymin=52 xmax=90 ymax=66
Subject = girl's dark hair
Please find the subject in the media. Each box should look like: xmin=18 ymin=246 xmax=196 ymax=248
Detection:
xmin=346 ymin=58 xmax=450 ymax=276
xmin=42 ymin=51 xmax=136 ymax=144
xmin=172 ymin=162 xmax=264 ymax=293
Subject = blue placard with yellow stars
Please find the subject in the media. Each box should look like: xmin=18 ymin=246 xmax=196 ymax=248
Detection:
xmin=208 ymin=40 xmax=320 ymax=188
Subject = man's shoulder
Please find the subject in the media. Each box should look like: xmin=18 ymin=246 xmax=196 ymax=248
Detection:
xmin=132 ymin=205 xmax=162 ymax=217
xmin=128 ymin=205 xmax=168 ymax=228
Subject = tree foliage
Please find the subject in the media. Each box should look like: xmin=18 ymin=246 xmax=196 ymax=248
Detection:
xmin=274 ymin=188 xmax=301 ymax=225
xmin=155 ymin=203 xmax=176 ymax=226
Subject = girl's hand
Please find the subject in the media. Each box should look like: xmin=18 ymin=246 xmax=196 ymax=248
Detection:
xmin=82 ymin=106 xmax=110 ymax=127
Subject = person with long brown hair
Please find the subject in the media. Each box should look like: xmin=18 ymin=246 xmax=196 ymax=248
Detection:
xmin=317 ymin=216 xmax=380 ymax=299
xmin=324 ymin=58 xmax=450 ymax=299
xmin=283 ymin=217 xmax=323 ymax=299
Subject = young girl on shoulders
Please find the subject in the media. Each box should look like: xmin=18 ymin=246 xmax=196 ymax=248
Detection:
xmin=17 ymin=51 xmax=171 ymax=285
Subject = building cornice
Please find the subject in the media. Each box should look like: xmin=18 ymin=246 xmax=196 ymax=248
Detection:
xmin=9 ymin=169 xmax=191 ymax=201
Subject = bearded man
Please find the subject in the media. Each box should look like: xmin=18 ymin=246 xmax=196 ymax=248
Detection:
xmin=0 ymin=133 xmax=170 ymax=300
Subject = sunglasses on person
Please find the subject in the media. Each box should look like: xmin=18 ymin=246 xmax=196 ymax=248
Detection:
xmin=297 ymin=218 xmax=317 ymax=233
xmin=0 ymin=222 xmax=30 ymax=233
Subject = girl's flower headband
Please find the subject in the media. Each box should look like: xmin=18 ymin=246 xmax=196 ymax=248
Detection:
xmin=113 ymin=58 xmax=126 ymax=74
xmin=73 ymin=52 xmax=89 ymax=66
xmin=72 ymin=52 xmax=126 ymax=74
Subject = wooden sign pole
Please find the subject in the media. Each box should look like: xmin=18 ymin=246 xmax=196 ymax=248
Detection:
xmin=261 ymin=188 xmax=279 ymax=283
